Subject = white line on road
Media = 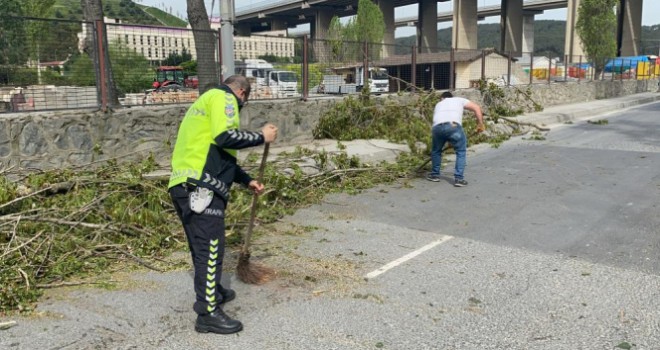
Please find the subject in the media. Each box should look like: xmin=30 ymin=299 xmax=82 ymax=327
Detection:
xmin=364 ymin=235 xmax=454 ymax=280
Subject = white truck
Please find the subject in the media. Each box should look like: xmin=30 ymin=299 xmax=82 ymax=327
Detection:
xmin=264 ymin=70 xmax=298 ymax=98
xmin=235 ymin=58 xmax=272 ymax=86
xmin=319 ymin=66 xmax=389 ymax=94
xmin=235 ymin=59 xmax=298 ymax=98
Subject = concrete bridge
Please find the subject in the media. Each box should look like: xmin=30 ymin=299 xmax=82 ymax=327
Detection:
xmin=234 ymin=0 xmax=645 ymax=61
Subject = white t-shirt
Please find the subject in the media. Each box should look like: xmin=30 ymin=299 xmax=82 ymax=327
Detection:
xmin=432 ymin=97 xmax=469 ymax=127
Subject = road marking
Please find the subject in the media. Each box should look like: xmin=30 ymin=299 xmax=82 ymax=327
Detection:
xmin=364 ymin=235 xmax=454 ymax=280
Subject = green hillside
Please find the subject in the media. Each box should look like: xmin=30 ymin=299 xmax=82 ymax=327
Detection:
xmin=395 ymin=21 xmax=660 ymax=58
xmin=138 ymin=4 xmax=188 ymax=27
xmin=395 ymin=20 xmax=566 ymax=57
xmin=51 ymin=0 xmax=187 ymax=27
xmin=641 ymin=24 xmax=660 ymax=55
xmin=24 ymin=0 xmax=188 ymax=63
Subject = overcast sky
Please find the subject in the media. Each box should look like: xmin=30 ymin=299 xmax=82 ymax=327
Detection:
xmin=137 ymin=0 xmax=659 ymax=38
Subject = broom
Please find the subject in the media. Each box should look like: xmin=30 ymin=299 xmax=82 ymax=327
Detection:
xmin=237 ymin=142 xmax=275 ymax=284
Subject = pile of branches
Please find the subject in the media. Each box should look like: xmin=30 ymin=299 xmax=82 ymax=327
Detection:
xmin=312 ymin=89 xmax=520 ymax=152
xmin=0 ymin=149 xmax=412 ymax=314
xmin=0 ymin=156 xmax=182 ymax=313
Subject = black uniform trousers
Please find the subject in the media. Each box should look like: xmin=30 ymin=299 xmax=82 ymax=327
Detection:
xmin=170 ymin=184 xmax=227 ymax=315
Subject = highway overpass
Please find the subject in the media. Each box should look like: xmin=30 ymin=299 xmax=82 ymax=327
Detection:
xmin=233 ymin=0 xmax=644 ymax=59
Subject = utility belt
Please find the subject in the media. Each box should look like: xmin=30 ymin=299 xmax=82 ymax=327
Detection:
xmin=180 ymin=173 xmax=230 ymax=213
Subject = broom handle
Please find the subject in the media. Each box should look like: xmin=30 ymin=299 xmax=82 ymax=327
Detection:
xmin=241 ymin=142 xmax=270 ymax=255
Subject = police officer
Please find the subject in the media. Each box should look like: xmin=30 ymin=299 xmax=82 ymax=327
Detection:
xmin=168 ymin=75 xmax=278 ymax=334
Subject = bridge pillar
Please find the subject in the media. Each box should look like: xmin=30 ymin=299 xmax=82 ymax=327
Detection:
xmin=270 ymin=19 xmax=288 ymax=32
xmin=417 ymin=0 xmax=438 ymax=53
xmin=522 ymin=14 xmax=536 ymax=57
xmin=235 ymin=23 xmax=251 ymax=36
xmin=452 ymin=0 xmax=478 ymax=50
xmin=500 ymin=0 xmax=523 ymax=57
xmin=311 ymin=10 xmax=333 ymax=61
xmin=375 ymin=0 xmax=395 ymax=58
xmin=310 ymin=10 xmax=333 ymax=41
xmin=618 ymin=0 xmax=643 ymax=56
xmin=565 ymin=0 xmax=585 ymax=63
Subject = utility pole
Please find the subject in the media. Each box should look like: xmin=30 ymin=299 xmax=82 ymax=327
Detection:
xmin=220 ymin=0 xmax=235 ymax=79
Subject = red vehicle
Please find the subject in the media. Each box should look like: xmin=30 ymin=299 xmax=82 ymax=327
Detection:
xmin=184 ymin=75 xmax=199 ymax=89
xmin=152 ymin=66 xmax=198 ymax=90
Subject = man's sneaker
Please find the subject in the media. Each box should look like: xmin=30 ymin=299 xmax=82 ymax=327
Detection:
xmin=454 ymin=179 xmax=468 ymax=187
xmin=195 ymin=309 xmax=243 ymax=334
xmin=426 ymin=174 xmax=441 ymax=182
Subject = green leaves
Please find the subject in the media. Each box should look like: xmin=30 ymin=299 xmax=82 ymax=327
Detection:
xmin=575 ymin=0 xmax=617 ymax=74
xmin=0 ymin=157 xmax=179 ymax=313
xmin=313 ymin=93 xmax=433 ymax=148
xmin=615 ymin=342 xmax=635 ymax=350
xmin=323 ymin=0 xmax=385 ymax=61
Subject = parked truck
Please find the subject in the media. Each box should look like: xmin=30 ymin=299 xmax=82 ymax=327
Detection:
xmin=318 ymin=66 xmax=389 ymax=94
xmin=235 ymin=59 xmax=273 ymax=86
xmin=264 ymin=70 xmax=298 ymax=98
xmin=235 ymin=59 xmax=298 ymax=98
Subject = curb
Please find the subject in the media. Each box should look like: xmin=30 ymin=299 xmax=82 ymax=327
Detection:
xmin=520 ymin=93 xmax=660 ymax=127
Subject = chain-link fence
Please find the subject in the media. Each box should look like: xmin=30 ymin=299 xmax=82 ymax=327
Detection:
xmin=102 ymin=22 xmax=214 ymax=106
xmin=1 ymin=15 xmax=659 ymax=114
xmin=1 ymin=17 xmax=97 ymax=112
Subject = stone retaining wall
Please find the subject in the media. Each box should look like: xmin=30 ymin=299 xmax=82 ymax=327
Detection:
xmin=1 ymin=79 xmax=657 ymax=170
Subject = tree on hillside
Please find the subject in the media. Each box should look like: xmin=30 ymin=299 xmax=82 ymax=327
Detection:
xmin=187 ymin=0 xmax=219 ymax=93
xmin=575 ymin=0 xmax=617 ymax=77
xmin=81 ymin=0 xmax=119 ymax=106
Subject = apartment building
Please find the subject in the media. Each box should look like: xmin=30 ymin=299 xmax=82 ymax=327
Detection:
xmin=78 ymin=17 xmax=295 ymax=62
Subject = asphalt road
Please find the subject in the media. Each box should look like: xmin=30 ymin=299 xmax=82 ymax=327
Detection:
xmin=1 ymin=101 xmax=659 ymax=350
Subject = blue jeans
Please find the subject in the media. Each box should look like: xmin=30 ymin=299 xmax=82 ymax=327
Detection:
xmin=430 ymin=123 xmax=467 ymax=180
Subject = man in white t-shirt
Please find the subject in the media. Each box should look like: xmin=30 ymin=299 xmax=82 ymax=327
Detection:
xmin=427 ymin=91 xmax=485 ymax=186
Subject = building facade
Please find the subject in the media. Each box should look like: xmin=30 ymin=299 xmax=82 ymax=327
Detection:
xmin=77 ymin=17 xmax=295 ymax=62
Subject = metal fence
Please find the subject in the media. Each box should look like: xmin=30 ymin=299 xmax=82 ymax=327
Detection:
xmin=1 ymin=17 xmax=98 ymax=112
xmin=1 ymin=16 xmax=658 ymax=114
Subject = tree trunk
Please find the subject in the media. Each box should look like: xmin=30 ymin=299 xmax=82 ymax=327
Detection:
xmin=80 ymin=0 xmax=119 ymax=108
xmin=187 ymin=0 xmax=220 ymax=94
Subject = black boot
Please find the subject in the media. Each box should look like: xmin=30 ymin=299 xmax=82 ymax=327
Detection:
xmin=195 ymin=309 xmax=243 ymax=334
xmin=220 ymin=288 xmax=236 ymax=304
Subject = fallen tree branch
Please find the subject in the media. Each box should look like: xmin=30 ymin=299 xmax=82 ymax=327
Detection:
xmin=0 ymin=216 xmax=153 ymax=237
xmin=0 ymin=181 xmax=75 ymax=212
xmin=0 ymin=321 xmax=17 ymax=330
xmin=116 ymin=248 xmax=164 ymax=272
xmin=0 ymin=230 xmax=45 ymax=259
xmin=497 ymin=116 xmax=551 ymax=132
xmin=0 ymin=187 xmax=51 ymax=212
xmin=35 ymin=281 xmax=113 ymax=289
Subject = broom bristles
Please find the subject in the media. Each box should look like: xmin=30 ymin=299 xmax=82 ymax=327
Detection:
xmin=236 ymin=252 xmax=275 ymax=285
